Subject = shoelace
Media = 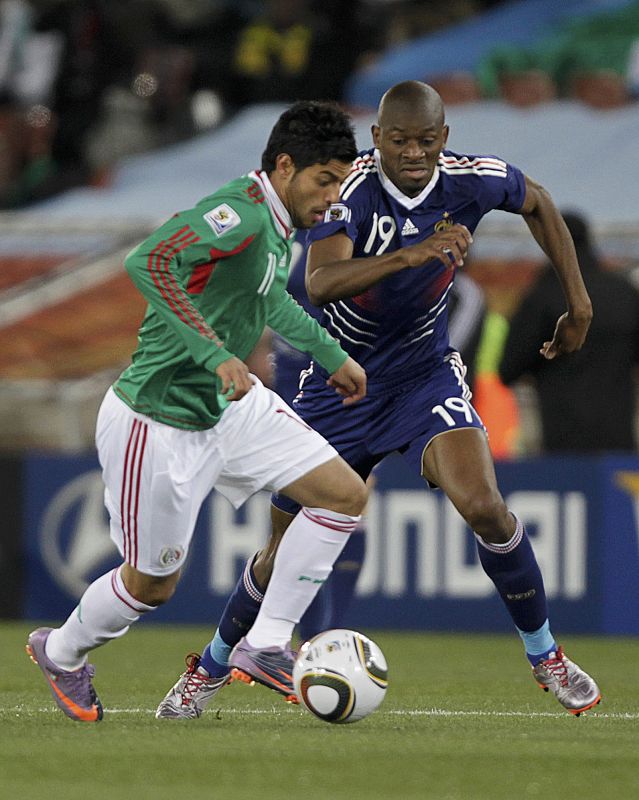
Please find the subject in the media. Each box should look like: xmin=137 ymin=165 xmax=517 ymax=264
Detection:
xmin=181 ymin=653 xmax=215 ymax=704
xmin=540 ymin=646 xmax=569 ymax=687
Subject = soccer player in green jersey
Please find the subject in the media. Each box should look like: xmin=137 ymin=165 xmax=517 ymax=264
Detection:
xmin=26 ymin=101 xmax=369 ymax=722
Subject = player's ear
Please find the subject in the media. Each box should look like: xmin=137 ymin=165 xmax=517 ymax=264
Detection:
xmin=275 ymin=153 xmax=295 ymax=179
xmin=442 ymin=124 xmax=450 ymax=147
xmin=371 ymin=124 xmax=380 ymax=147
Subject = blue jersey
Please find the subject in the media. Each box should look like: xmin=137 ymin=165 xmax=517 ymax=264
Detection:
xmin=273 ymin=148 xmax=524 ymax=513
xmin=306 ymin=147 xmax=525 ymax=388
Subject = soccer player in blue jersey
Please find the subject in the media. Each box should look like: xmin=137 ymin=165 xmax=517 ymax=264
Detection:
xmin=157 ymin=81 xmax=600 ymax=718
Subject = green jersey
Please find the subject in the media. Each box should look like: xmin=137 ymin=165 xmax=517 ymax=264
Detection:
xmin=114 ymin=170 xmax=348 ymax=430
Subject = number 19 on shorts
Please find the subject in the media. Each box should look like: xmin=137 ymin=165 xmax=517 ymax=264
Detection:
xmin=432 ymin=397 xmax=474 ymax=427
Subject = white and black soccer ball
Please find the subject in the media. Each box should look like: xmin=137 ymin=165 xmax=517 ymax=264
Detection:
xmin=293 ymin=629 xmax=388 ymax=724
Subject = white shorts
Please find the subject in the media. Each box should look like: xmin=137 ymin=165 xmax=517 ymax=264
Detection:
xmin=95 ymin=380 xmax=337 ymax=576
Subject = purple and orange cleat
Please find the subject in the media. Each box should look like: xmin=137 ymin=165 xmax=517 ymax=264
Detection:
xmin=230 ymin=637 xmax=298 ymax=704
xmin=26 ymin=627 xmax=103 ymax=722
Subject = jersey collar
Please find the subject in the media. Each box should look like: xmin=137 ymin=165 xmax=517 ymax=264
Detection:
xmin=249 ymin=170 xmax=295 ymax=239
xmin=373 ymin=149 xmax=440 ymax=210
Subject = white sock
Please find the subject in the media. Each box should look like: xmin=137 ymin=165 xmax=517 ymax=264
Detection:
xmin=247 ymin=507 xmax=359 ymax=649
xmin=45 ymin=566 xmax=155 ymax=670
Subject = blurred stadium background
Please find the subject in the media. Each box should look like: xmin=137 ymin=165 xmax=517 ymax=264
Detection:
xmin=1 ymin=0 xmax=639 ymax=640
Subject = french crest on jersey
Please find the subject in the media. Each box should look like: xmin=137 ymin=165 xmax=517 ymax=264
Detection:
xmin=434 ymin=211 xmax=454 ymax=232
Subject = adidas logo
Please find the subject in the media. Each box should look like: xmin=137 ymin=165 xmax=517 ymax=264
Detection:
xmin=401 ymin=217 xmax=419 ymax=236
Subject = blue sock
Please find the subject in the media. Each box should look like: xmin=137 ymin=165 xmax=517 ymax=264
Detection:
xmin=199 ymin=632 xmax=233 ymax=677
xmin=199 ymin=553 xmax=264 ymax=677
xmin=475 ymin=513 xmax=549 ymax=638
xmin=517 ymin=620 xmax=557 ymax=666
xmin=298 ymin=525 xmax=366 ymax=642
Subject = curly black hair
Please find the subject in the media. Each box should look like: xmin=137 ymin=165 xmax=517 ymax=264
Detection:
xmin=261 ymin=101 xmax=357 ymax=173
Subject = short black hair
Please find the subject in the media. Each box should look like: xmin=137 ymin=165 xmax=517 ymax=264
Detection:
xmin=261 ymin=101 xmax=357 ymax=173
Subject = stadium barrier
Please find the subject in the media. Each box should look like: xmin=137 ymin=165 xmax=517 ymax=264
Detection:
xmin=16 ymin=451 xmax=639 ymax=634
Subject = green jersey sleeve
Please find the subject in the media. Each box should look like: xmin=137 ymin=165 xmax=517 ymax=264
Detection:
xmin=267 ymin=286 xmax=348 ymax=375
xmin=123 ymin=195 xmax=262 ymax=374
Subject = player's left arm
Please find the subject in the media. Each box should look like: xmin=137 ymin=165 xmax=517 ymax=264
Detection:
xmin=518 ymin=175 xmax=593 ymax=359
xmin=267 ymin=290 xmax=366 ymax=403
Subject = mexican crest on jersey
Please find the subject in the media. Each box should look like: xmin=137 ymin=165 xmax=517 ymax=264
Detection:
xmin=203 ymin=203 xmax=241 ymax=236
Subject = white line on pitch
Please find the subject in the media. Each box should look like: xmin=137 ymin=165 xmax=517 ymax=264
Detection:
xmin=7 ymin=707 xmax=639 ymax=720
xmin=389 ymin=709 xmax=639 ymax=720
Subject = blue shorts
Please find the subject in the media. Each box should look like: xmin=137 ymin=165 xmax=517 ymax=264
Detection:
xmin=273 ymin=352 xmax=308 ymax=407
xmin=273 ymin=349 xmax=485 ymax=515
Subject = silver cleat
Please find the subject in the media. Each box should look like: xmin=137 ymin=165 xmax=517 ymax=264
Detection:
xmin=532 ymin=646 xmax=601 ymax=716
xmin=156 ymin=653 xmax=230 ymax=719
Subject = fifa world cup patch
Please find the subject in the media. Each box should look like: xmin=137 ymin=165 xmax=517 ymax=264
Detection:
xmin=324 ymin=203 xmax=351 ymax=223
xmin=203 ymin=203 xmax=241 ymax=236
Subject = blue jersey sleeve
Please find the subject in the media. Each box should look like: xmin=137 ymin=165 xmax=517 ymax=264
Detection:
xmin=306 ymin=200 xmax=361 ymax=247
xmin=482 ymin=160 xmax=527 ymax=214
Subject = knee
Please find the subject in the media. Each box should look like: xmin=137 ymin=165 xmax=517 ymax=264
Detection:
xmin=462 ymin=494 xmax=510 ymax=539
xmin=140 ymin=578 xmax=178 ymax=606
xmin=340 ymin=475 xmax=368 ymax=517
xmin=321 ymin=473 xmax=368 ymax=517
xmin=123 ymin=566 xmax=179 ymax=606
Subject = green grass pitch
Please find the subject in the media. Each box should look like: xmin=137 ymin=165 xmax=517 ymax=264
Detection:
xmin=1 ymin=621 xmax=638 ymax=799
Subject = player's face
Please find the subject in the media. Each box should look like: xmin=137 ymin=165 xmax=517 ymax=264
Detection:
xmin=373 ymin=112 xmax=449 ymax=198
xmin=286 ymin=160 xmax=352 ymax=229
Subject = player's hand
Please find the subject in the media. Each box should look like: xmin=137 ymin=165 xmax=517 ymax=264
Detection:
xmin=327 ymin=356 xmax=367 ymax=406
xmin=540 ymin=310 xmax=592 ymax=360
xmin=215 ymin=356 xmax=253 ymax=400
xmin=406 ymin=224 xmax=473 ymax=269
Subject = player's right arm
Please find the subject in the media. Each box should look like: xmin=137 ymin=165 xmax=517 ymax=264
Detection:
xmin=306 ymin=225 xmax=472 ymax=306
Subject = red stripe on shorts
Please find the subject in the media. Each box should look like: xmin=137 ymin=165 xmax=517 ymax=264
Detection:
xmin=126 ymin=422 xmax=142 ymax=565
xmin=275 ymin=407 xmax=312 ymax=431
xmin=120 ymin=419 xmax=147 ymax=565
xmin=131 ymin=422 xmax=148 ymax=568
xmin=120 ymin=420 xmax=139 ymax=562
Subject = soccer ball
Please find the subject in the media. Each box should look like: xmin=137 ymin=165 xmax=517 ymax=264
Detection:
xmin=293 ymin=629 xmax=388 ymax=724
